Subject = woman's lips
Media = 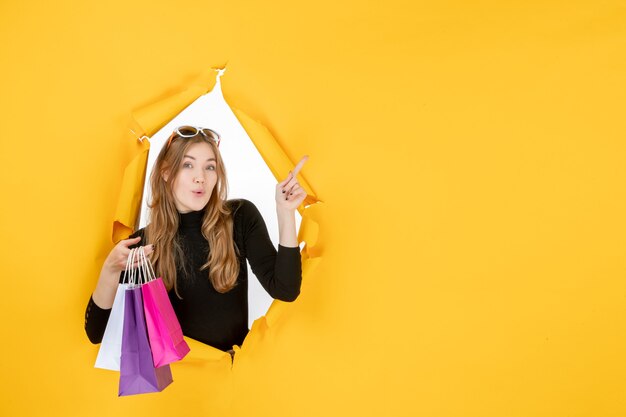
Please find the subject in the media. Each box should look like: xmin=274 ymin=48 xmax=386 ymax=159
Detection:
xmin=192 ymin=190 xmax=205 ymax=196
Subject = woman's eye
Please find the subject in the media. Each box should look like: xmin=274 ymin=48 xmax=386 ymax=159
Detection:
xmin=183 ymin=162 xmax=193 ymax=168
xmin=206 ymin=165 xmax=216 ymax=171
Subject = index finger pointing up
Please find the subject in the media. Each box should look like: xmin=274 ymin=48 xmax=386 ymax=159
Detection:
xmin=291 ymin=155 xmax=309 ymax=177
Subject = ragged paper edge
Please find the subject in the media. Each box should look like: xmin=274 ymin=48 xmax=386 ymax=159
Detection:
xmin=129 ymin=69 xmax=219 ymax=140
xmin=230 ymin=108 xmax=319 ymax=208
xmin=228 ymin=106 xmax=324 ymax=349
xmin=111 ymin=67 xmax=324 ymax=361
xmin=227 ymin=106 xmax=324 ymax=256
xmin=111 ymin=140 xmax=150 ymax=243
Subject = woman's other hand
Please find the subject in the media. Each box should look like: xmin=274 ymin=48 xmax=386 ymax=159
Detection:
xmin=276 ymin=155 xmax=308 ymax=212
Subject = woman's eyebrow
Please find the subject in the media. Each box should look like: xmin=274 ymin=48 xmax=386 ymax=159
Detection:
xmin=183 ymin=155 xmax=216 ymax=162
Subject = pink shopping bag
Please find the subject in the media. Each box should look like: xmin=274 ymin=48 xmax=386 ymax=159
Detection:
xmin=142 ymin=277 xmax=190 ymax=367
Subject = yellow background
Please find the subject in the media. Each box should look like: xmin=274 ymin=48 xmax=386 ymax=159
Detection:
xmin=1 ymin=1 xmax=625 ymax=416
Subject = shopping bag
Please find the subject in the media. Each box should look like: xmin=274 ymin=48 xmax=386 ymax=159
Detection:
xmin=142 ymin=277 xmax=190 ymax=367
xmin=137 ymin=248 xmax=189 ymax=367
xmin=119 ymin=286 xmax=173 ymax=396
xmin=95 ymin=245 xmax=137 ymax=371
xmin=94 ymin=283 xmax=130 ymax=371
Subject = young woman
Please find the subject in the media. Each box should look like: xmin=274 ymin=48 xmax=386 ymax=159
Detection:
xmin=85 ymin=126 xmax=307 ymax=353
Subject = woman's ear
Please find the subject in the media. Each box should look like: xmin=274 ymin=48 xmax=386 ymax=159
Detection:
xmin=162 ymin=170 xmax=169 ymax=182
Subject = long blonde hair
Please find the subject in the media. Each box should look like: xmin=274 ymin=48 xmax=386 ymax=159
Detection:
xmin=145 ymin=131 xmax=240 ymax=297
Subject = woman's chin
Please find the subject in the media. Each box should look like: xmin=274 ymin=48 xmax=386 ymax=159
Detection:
xmin=192 ymin=199 xmax=210 ymax=211
xmin=178 ymin=201 xmax=209 ymax=213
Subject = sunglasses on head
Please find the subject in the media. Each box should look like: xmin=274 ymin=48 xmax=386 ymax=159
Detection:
xmin=166 ymin=126 xmax=221 ymax=148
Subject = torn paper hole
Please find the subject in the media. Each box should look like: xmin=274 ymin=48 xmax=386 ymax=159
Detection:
xmin=136 ymin=70 xmax=303 ymax=330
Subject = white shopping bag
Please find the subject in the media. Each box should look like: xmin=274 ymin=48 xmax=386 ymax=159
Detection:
xmin=94 ymin=283 xmax=130 ymax=370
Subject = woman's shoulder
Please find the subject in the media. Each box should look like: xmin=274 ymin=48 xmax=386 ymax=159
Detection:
xmin=127 ymin=227 xmax=147 ymax=248
xmin=128 ymin=227 xmax=147 ymax=238
xmin=227 ymin=198 xmax=260 ymax=216
xmin=227 ymin=199 xmax=264 ymax=229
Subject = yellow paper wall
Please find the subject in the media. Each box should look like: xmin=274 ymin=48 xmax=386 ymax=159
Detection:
xmin=1 ymin=1 xmax=625 ymax=416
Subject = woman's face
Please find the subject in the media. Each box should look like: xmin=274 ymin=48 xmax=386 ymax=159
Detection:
xmin=169 ymin=142 xmax=218 ymax=213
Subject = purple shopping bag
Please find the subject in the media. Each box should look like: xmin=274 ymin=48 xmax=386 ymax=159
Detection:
xmin=119 ymin=287 xmax=173 ymax=396
xmin=142 ymin=277 xmax=190 ymax=367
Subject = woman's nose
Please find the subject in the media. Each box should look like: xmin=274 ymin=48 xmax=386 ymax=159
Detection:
xmin=194 ymin=176 xmax=204 ymax=184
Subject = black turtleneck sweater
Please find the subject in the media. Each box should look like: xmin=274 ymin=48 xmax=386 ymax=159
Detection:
xmin=84 ymin=199 xmax=302 ymax=352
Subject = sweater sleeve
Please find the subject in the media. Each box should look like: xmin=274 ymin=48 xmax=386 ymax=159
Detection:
xmin=84 ymin=229 xmax=145 ymax=344
xmin=84 ymin=295 xmax=112 ymax=344
xmin=239 ymin=199 xmax=302 ymax=302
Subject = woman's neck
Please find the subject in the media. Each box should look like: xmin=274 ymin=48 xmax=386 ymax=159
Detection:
xmin=178 ymin=208 xmax=205 ymax=229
